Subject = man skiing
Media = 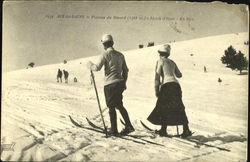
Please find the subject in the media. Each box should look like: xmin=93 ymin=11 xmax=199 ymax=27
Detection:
xmin=63 ymin=70 xmax=69 ymax=83
xmin=87 ymin=34 xmax=134 ymax=136
xmin=204 ymin=66 xmax=207 ymax=73
xmin=57 ymin=69 xmax=62 ymax=83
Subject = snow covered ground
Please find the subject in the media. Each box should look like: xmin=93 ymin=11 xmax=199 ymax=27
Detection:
xmin=1 ymin=33 xmax=248 ymax=161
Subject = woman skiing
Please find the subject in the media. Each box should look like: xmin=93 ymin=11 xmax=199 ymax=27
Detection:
xmin=147 ymin=44 xmax=192 ymax=137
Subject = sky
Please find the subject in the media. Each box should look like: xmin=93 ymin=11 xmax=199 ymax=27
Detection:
xmin=2 ymin=1 xmax=248 ymax=72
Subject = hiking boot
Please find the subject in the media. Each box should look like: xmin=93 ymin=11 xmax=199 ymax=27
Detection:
xmin=120 ymin=126 xmax=135 ymax=135
xmin=107 ymin=129 xmax=119 ymax=136
xmin=155 ymin=130 xmax=168 ymax=137
xmin=181 ymin=130 xmax=192 ymax=138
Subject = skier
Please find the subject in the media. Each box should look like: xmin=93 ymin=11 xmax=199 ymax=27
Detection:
xmin=63 ymin=70 xmax=69 ymax=83
xmin=74 ymin=77 xmax=78 ymax=83
xmin=57 ymin=69 xmax=62 ymax=83
xmin=218 ymin=78 xmax=222 ymax=85
xmin=87 ymin=34 xmax=134 ymax=136
xmin=147 ymin=44 xmax=192 ymax=137
xmin=204 ymin=66 xmax=207 ymax=73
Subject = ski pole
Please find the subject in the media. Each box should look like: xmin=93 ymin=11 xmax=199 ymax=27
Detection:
xmin=176 ymin=125 xmax=179 ymax=136
xmin=90 ymin=70 xmax=108 ymax=137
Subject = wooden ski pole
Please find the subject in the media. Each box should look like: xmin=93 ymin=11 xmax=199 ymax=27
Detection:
xmin=90 ymin=70 xmax=108 ymax=137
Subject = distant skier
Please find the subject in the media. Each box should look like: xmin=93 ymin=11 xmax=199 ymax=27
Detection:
xmin=218 ymin=78 xmax=222 ymax=85
xmin=63 ymin=70 xmax=69 ymax=83
xmin=57 ymin=69 xmax=62 ymax=83
xmin=87 ymin=34 xmax=134 ymax=136
xmin=74 ymin=77 xmax=78 ymax=83
xmin=147 ymin=44 xmax=192 ymax=137
xmin=204 ymin=66 xmax=207 ymax=73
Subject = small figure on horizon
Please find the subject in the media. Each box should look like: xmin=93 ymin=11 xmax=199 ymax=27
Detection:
xmin=57 ymin=69 xmax=62 ymax=83
xmin=74 ymin=77 xmax=78 ymax=83
xmin=218 ymin=78 xmax=222 ymax=85
xmin=63 ymin=70 xmax=69 ymax=83
xmin=204 ymin=66 xmax=207 ymax=73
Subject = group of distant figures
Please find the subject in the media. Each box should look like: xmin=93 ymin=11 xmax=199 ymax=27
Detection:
xmin=57 ymin=69 xmax=78 ymax=83
xmin=57 ymin=69 xmax=69 ymax=83
xmin=203 ymin=66 xmax=222 ymax=85
xmin=56 ymin=65 xmax=221 ymax=84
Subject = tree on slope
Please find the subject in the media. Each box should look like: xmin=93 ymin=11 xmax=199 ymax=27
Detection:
xmin=221 ymin=46 xmax=248 ymax=74
xmin=230 ymin=51 xmax=248 ymax=74
xmin=28 ymin=62 xmax=35 ymax=68
xmin=221 ymin=46 xmax=237 ymax=67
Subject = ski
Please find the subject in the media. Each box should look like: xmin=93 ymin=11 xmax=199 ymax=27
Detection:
xmin=69 ymin=115 xmax=146 ymax=145
xmin=86 ymin=118 xmax=165 ymax=147
xmin=139 ymin=120 xmax=230 ymax=152
xmin=69 ymin=115 xmax=105 ymax=134
xmin=139 ymin=120 xmax=180 ymax=138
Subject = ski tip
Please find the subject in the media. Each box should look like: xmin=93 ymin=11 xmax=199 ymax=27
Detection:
xmin=68 ymin=115 xmax=82 ymax=127
xmin=140 ymin=120 xmax=147 ymax=125
xmin=188 ymin=131 xmax=195 ymax=136
xmin=86 ymin=117 xmax=91 ymax=123
xmin=140 ymin=120 xmax=147 ymax=126
xmin=120 ymin=118 xmax=125 ymax=125
xmin=190 ymin=131 xmax=195 ymax=136
xmin=140 ymin=120 xmax=154 ymax=131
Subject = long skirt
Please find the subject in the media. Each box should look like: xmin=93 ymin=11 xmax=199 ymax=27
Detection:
xmin=147 ymin=82 xmax=189 ymax=126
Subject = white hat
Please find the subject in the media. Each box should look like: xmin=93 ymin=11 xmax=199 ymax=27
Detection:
xmin=158 ymin=44 xmax=171 ymax=53
xmin=101 ymin=34 xmax=113 ymax=43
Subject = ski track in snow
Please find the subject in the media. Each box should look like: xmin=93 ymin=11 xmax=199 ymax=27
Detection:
xmin=1 ymin=33 xmax=248 ymax=161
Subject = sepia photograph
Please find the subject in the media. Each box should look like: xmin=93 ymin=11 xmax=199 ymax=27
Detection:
xmin=1 ymin=1 xmax=249 ymax=161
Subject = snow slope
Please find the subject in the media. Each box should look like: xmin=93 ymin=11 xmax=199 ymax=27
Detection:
xmin=1 ymin=33 xmax=248 ymax=161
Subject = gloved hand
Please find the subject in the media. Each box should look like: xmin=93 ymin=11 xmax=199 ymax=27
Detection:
xmin=122 ymin=81 xmax=127 ymax=91
xmin=155 ymin=86 xmax=160 ymax=98
xmin=124 ymin=84 xmax=127 ymax=90
xmin=155 ymin=90 xmax=160 ymax=98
